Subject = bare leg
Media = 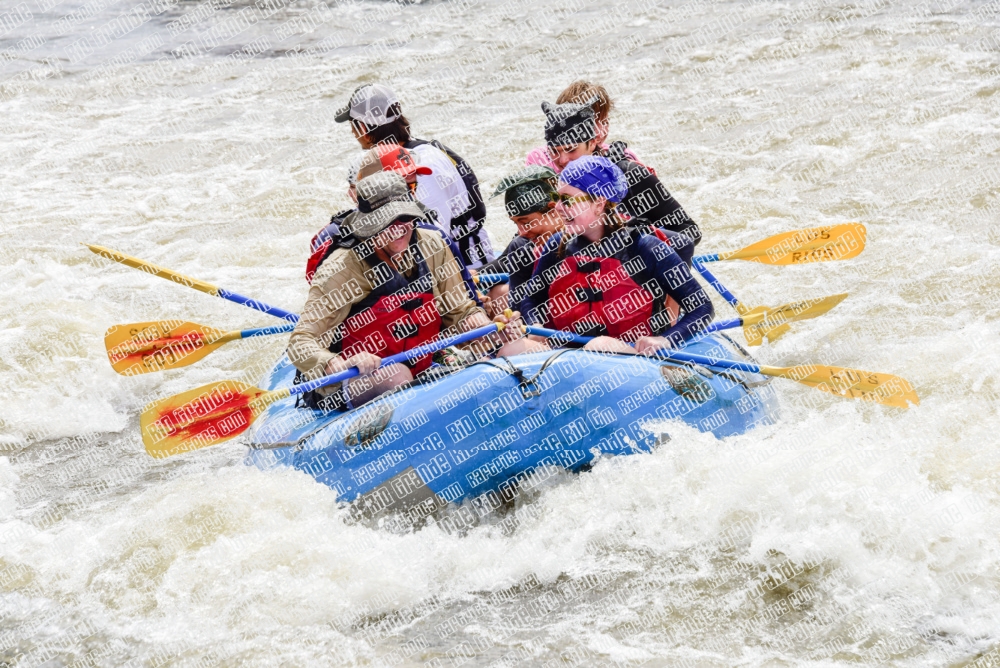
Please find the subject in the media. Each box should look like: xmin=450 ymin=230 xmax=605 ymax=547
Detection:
xmin=582 ymin=336 xmax=634 ymax=354
xmin=496 ymin=337 xmax=551 ymax=357
xmin=345 ymin=363 xmax=413 ymax=407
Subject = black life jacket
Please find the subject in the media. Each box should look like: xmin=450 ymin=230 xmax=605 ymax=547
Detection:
xmin=600 ymin=141 xmax=702 ymax=251
xmin=403 ymin=137 xmax=488 ymax=264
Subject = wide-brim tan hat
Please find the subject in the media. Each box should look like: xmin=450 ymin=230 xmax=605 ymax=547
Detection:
xmin=348 ymin=201 xmax=425 ymax=239
xmin=347 ymin=172 xmax=425 ymax=239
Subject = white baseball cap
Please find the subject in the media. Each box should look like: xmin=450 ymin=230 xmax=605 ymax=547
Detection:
xmin=335 ymin=83 xmax=401 ymax=127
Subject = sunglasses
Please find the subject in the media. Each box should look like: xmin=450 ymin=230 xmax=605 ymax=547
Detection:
xmin=554 ymin=193 xmax=594 ymax=207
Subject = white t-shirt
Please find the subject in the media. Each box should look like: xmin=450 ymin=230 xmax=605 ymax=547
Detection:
xmin=409 ymin=142 xmax=495 ymax=269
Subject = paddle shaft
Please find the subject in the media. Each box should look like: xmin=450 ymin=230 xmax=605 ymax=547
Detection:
xmin=87 ymin=244 xmax=299 ymax=322
xmin=217 ymin=290 xmax=298 ymax=322
xmin=208 ymin=323 xmax=298 ymax=346
xmin=524 ymin=325 xmax=767 ymax=374
xmin=525 ymin=325 xmax=592 ymax=346
xmin=524 ymin=324 xmax=743 ymax=346
xmin=290 ymin=323 xmax=502 ymax=396
xmin=239 ymin=323 xmax=297 ymax=340
xmin=89 ymin=244 xmax=501 ymax=323
xmin=693 ymin=252 xmax=723 ymax=263
xmin=475 ymin=273 xmax=509 ymax=287
xmin=701 ymin=318 xmax=743 ymax=334
xmin=692 ymin=260 xmax=742 ymax=310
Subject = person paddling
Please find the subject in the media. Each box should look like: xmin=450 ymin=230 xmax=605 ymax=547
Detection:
xmin=477 ymin=166 xmax=564 ymax=316
xmin=305 ymin=144 xmax=482 ymax=309
xmin=288 ymin=172 xmax=503 ymax=411
xmin=536 ymin=91 xmax=701 ymax=263
xmin=335 ymin=83 xmax=495 ymax=269
xmin=305 ymin=146 xmax=432 ymax=284
xmin=513 ymin=156 xmax=714 ymax=356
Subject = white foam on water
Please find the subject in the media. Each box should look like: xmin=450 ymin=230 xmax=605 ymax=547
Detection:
xmin=3 ymin=0 xmax=1000 ymax=665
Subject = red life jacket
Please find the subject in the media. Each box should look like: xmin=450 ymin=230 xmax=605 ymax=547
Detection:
xmin=545 ymin=233 xmax=662 ymax=342
xmin=335 ymin=231 xmax=442 ymax=373
xmin=306 ymin=210 xmax=353 ymax=284
xmin=306 ymin=239 xmax=333 ymax=284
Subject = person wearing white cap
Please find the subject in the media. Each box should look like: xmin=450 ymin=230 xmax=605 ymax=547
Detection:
xmin=335 ymin=83 xmax=496 ymax=270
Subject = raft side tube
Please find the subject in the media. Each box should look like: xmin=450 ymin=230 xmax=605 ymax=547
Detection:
xmin=245 ymin=335 xmax=780 ymax=512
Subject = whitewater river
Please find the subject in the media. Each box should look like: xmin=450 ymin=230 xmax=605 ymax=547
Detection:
xmin=3 ymin=0 xmax=1000 ymax=665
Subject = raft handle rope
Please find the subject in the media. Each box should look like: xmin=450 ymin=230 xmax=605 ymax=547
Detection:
xmin=658 ymin=344 xmax=773 ymax=392
xmin=707 ymin=333 xmax=774 ymax=391
xmin=471 ymin=349 xmax=574 ymax=400
xmin=490 ymin=356 xmax=542 ymax=400
xmin=682 ymin=363 xmax=772 ymax=392
xmin=520 ymin=348 xmax=575 ymax=399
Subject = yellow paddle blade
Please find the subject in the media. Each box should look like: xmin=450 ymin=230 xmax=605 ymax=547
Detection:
xmin=85 ymin=244 xmax=221 ymax=296
xmin=105 ymin=321 xmax=236 ymax=375
xmin=140 ymin=380 xmax=290 ymax=458
xmin=761 ymin=364 xmax=920 ymax=409
xmin=740 ymin=294 xmax=849 ymax=346
xmin=720 ymin=224 xmax=866 ymax=265
xmin=742 ymin=319 xmax=791 ymax=347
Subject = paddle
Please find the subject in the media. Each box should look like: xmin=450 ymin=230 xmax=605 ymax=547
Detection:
xmin=660 ymin=348 xmax=918 ymax=409
xmin=87 ymin=243 xmax=497 ymax=323
xmin=140 ymin=323 xmax=504 ymax=458
xmin=91 ymin=245 xmax=509 ymax=374
xmin=85 ymin=244 xmax=299 ymax=322
xmin=474 ymin=273 xmax=509 ymax=288
xmin=692 ymin=258 xmax=847 ymax=345
xmin=105 ymin=320 xmax=296 ymax=375
xmin=694 ymin=223 xmax=866 ymax=265
xmin=699 ymin=293 xmax=848 ymax=345
xmin=523 ymin=325 xmax=918 ymax=409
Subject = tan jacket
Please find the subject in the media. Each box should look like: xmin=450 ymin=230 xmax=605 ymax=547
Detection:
xmin=288 ymin=228 xmax=486 ymax=383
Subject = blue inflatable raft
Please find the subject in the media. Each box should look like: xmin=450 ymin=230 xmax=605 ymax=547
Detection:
xmin=246 ymin=334 xmax=779 ymax=521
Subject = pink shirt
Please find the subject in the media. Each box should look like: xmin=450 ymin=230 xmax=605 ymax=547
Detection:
xmin=525 ymin=143 xmax=641 ymax=173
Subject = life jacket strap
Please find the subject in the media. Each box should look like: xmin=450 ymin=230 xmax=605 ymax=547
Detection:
xmin=574 ymin=287 xmax=604 ymax=303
